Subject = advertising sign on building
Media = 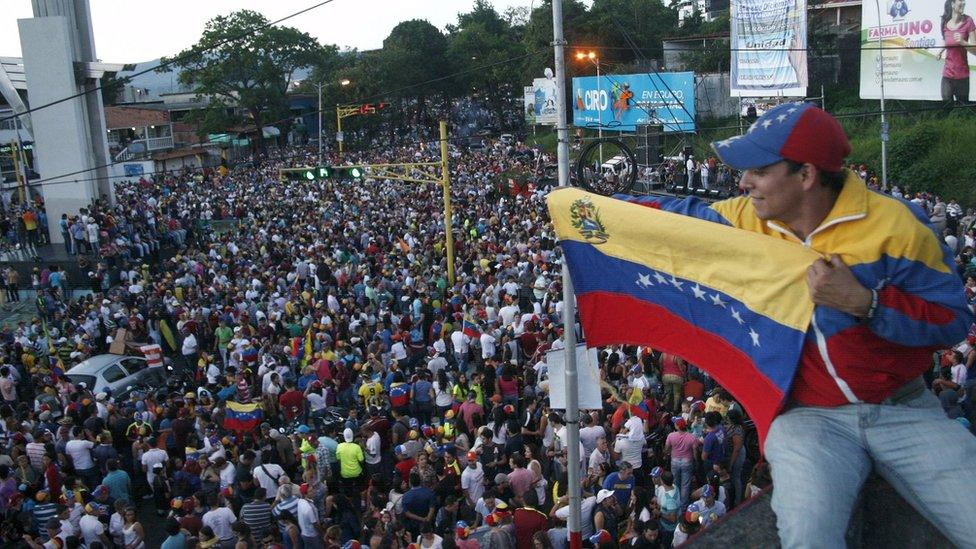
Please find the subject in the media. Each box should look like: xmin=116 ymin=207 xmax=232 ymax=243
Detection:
xmin=860 ymin=1 xmax=956 ymax=101
xmin=730 ymin=0 xmax=808 ymax=97
xmin=532 ymin=76 xmax=559 ymax=125
xmin=524 ymin=85 xmax=537 ymax=125
xmin=571 ymin=72 xmax=696 ymax=133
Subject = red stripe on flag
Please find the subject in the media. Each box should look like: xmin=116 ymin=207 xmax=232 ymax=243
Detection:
xmin=576 ymin=291 xmax=784 ymax=446
xmin=879 ymin=285 xmax=955 ymax=325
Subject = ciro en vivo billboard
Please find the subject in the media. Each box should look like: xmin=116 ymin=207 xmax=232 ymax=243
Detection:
xmin=731 ymin=0 xmax=808 ymax=97
xmin=860 ymin=1 xmax=964 ymax=101
xmin=571 ymin=72 xmax=696 ymax=133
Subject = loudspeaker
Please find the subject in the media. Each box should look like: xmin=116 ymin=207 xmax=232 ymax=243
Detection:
xmin=637 ymin=124 xmax=665 ymax=165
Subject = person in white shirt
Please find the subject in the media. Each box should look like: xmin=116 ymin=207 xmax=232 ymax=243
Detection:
xmin=480 ymin=330 xmax=497 ymax=361
xmin=296 ymin=494 xmax=321 ymax=547
xmin=552 ymin=494 xmax=597 ymax=545
xmin=460 ymin=452 xmax=485 ymax=506
xmin=140 ymin=442 xmax=168 ymax=487
xmin=588 ymin=437 xmax=611 ymax=472
xmin=253 ymin=453 xmax=286 ymax=500
xmin=79 ymin=504 xmax=109 ymax=547
xmin=202 ymin=496 xmax=237 ymax=545
xmin=451 ymin=328 xmax=471 ymax=371
xmin=181 ymin=329 xmax=198 ymax=372
xmin=215 ymin=457 xmax=236 ymax=489
xmin=365 ymin=426 xmax=382 ymax=477
xmin=65 ymin=429 xmax=97 ymax=487
xmin=498 ymin=301 xmax=520 ymax=327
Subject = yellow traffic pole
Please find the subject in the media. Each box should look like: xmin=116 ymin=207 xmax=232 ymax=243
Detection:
xmin=336 ymin=106 xmax=343 ymax=154
xmin=10 ymin=140 xmax=24 ymax=205
xmin=439 ymin=120 xmax=455 ymax=286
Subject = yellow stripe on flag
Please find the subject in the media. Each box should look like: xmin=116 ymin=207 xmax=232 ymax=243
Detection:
xmin=548 ymin=188 xmax=821 ymax=332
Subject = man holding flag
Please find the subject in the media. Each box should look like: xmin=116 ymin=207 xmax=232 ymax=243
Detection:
xmin=550 ymin=103 xmax=976 ymax=547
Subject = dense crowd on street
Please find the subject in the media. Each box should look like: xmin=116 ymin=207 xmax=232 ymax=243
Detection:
xmin=0 ymin=111 xmax=974 ymax=549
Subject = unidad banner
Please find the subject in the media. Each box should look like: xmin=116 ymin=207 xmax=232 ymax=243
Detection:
xmin=731 ymin=0 xmax=808 ymax=97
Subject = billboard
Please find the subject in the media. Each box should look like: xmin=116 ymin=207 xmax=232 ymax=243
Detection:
xmin=531 ymin=77 xmax=558 ymax=125
xmin=860 ymin=2 xmax=957 ymax=101
xmin=523 ymin=85 xmax=536 ymax=125
xmin=571 ymin=72 xmax=696 ymax=133
xmin=730 ymin=0 xmax=808 ymax=97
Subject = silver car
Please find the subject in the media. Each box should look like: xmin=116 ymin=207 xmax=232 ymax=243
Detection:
xmin=65 ymin=354 xmax=166 ymax=399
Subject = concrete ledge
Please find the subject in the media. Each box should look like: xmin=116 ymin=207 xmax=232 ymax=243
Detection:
xmin=687 ymin=475 xmax=953 ymax=548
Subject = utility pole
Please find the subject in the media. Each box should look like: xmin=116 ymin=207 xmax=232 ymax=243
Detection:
xmin=439 ymin=120 xmax=456 ymax=285
xmin=874 ymin=0 xmax=889 ymax=191
xmin=316 ymin=82 xmax=324 ymax=161
xmin=553 ymin=1 xmax=582 ymax=548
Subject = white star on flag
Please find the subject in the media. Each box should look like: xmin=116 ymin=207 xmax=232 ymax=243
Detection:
xmin=718 ymin=140 xmax=731 ymax=148
xmin=670 ymin=277 xmax=684 ymax=291
xmin=776 ymin=114 xmax=788 ymax=123
xmin=749 ymin=327 xmax=761 ymax=347
xmin=787 ymin=107 xmax=798 ymax=114
xmin=636 ymin=273 xmax=653 ymax=288
xmin=653 ymin=272 xmax=669 ymax=285
xmin=748 ymin=124 xmax=757 ymax=134
xmin=710 ymin=293 xmax=727 ymax=308
xmin=730 ymin=307 xmax=745 ymax=325
xmin=690 ymin=284 xmax=707 ymax=300
xmin=761 ymin=119 xmax=773 ymax=129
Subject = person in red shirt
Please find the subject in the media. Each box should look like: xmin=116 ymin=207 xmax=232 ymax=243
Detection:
xmin=660 ymin=352 xmax=686 ymax=412
xmin=610 ymin=401 xmax=648 ymax=433
xmin=394 ymin=446 xmax=415 ymax=484
xmin=512 ymin=489 xmax=549 ymax=549
xmin=278 ymin=380 xmax=305 ymax=422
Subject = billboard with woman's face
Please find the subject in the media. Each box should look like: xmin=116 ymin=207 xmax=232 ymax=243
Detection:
xmin=861 ymin=0 xmax=975 ymax=102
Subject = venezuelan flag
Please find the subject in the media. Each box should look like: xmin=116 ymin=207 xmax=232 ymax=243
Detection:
xmin=224 ymin=400 xmax=263 ymax=432
xmin=302 ymin=328 xmax=313 ymax=366
xmin=462 ymin=315 xmax=481 ymax=339
xmin=548 ymin=188 xmax=822 ymax=443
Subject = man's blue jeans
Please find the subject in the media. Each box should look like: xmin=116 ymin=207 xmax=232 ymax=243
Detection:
xmin=765 ymin=382 xmax=976 ymax=548
xmin=670 ymin=457 xmax=694 ymax=507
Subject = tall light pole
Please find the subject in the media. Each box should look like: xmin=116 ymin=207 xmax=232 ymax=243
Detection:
xmin=316 ymin=78 xmax=351 ymax=161
xmin=561 ymin=8 xmax=583 ymax=549
xmin=576 ymin=51 xmax=603 ymax=164
xmin=874 ymin=0 xmax=889 ymax=191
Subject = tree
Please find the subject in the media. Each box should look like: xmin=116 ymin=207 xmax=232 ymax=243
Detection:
xmin=158 ymin=10 xmax=326 ymax=144
xmin=376 ymin=19 xmax=453 ymax=125
xmin=447 ymin=1 xmax=525 ymax=126
xmin=586 ymin=0 xmax=678 ymax=61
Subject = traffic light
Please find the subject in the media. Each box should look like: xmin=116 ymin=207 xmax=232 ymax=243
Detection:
xmin=280 ymin=166 xmax=364 ymax=182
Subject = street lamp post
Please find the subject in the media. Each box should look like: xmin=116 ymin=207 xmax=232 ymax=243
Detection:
xmin=315 ymin=79 xmax=351 ymax=161
xmin=316 ymin=82 xmax=324 ymax=161
xmin=576 ymin=51 xmax=603 ymax=163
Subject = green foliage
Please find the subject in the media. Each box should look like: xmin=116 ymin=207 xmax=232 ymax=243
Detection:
xmin=157 ymin=10 xmax=326 ymax=140
xmin=446 ymin=1 xmax=525 ymax=120
xmin=377 ymin=19 xmax=453 ymax=122
xmin=678 ymin=47 xmax=730 ymax=73
xmin=846 ymin=111 xmax=976 ymax=204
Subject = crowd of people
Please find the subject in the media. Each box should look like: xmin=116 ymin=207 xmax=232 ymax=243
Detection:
xmin=0 ymin=112 xmax=972 ymax=549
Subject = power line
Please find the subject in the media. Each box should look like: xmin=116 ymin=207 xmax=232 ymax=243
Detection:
xmin=18 ymin=101 xmax=975 ymax=190
xmin=575 ymin=44 xmax=943 ymax=52
xmin=19 ymin=48 xmax=548 ymax=188
xmin=0 ymin=0 xmax=340 ymax=125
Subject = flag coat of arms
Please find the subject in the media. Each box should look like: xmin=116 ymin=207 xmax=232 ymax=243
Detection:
xmin=548 ymin=188 xmax=823 ymax=443
xmin=224 ymin=400 xmax=263 ymax=432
